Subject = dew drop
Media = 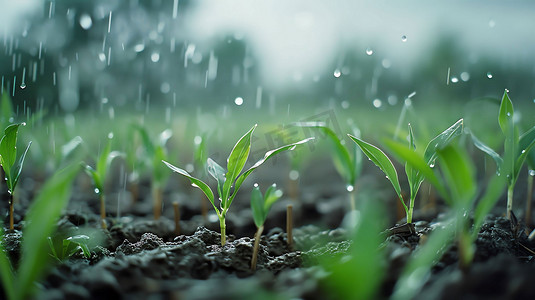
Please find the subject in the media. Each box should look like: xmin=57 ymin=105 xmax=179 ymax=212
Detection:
xmin=346 ymin=185 xmax=354 ymax=192
xmin=253 ymin=183 xmax=259 ymax=188
xmin=21 ymin=122 xmax=26 ymax=126
xmin=521 ymin=149 xmax=526 ymax=154
xmin=401 ymin=35 xmax=407 ymax=42
xmin=486 ymin=72 xmax=493 ymax=79
xmin=94 ymin=188 xmax=100 ymax=194
xmin=365 ymin=48 xmax=374 ymax=56
xmin=429 ymin=163 xmax=435 ymax=168
xmin=506 ymin=112 xmax=511 ymax=117
xmin=333 ymin=69 xmax=341 ymax=78
xmin=234 ymin=97 xmax=243 ymax=106
xmin=289 ymin=145 xmax=297 ymax=151
xmin=529 ymin=170 xmax=535 ymax=177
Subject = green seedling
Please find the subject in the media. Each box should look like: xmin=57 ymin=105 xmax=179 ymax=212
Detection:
xmin=133 ymin=125 xmax=173 ymax=219
xmin=47 ymin=235 xmax=91 ymax=262
xmin=0 ymin=164 xmax=78 ymax=300
xmin=298 ymin=123 xmax=362 ymax=210
xmin=163 ymin=124 xmax=313 ymax=245
xmin=348 ymin=119 xmax=463 ymax=224
xmin=470 ymin=90 xmax=535 ymax=219
xmin=250 ymin=183 xmax=283 ymax=270
xmin=82 ymin=133 xmax=122 ymax=229
xmin=322 ymin=198 xmax=386 ymax=300
xmin=0 ymin=123 xmax=32 ymax=231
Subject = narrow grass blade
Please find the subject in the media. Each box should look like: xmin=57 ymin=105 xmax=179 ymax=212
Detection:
xmin=15 ymin=165 xmax=79 ymax=300
xmin=405 ymin=124 xmax=420 ymax=195
xmin=10 ymin=141 xmax=31 ymax=192
xmin=222 ymin=125 xmax=256 ymax=206
xmin=470 ymin=132 xmax=503 ymax=172
xmin=263 ymin=184 xmax=281 ymax=214
xmin=348 ymin=134 xmax=403 ymax=201
xmin=423 ymin=118 xmax=463 ymax=165
xmin=162 ymin=160 xmax=218 ymax=213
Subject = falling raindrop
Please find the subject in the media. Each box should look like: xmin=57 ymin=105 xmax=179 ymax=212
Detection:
xmin=401 ymin=35 xmax=407 ymax=42
xmin=234 ymin=97 xmax=243 ymax=106
xmin=486 ymin=72 xmax=493 ymax=79
xmin=333 ymin=69 xmax=341 ymax=78
xmin=134 ymin=43 xmax=145 ymax=52
xmin=450 ymin=76 xmax=459 ymax=83
xmin=488 ymin=19 xmax=496 ymax=28
xmin=341 ymin=101 xmax=350 ymax=109
xmin=108 ymin=11 xmax=113 ymax=33
xmin=151 ymin=52 xmax=160 ymax=62
xmin=460 ymin=72 xmax=470 ymax=81
xmin=160 ymin=82 xmax=170 ymax=94
xmin=289 ymin=170 xmax=299 ymax=180
xmin=373 ymin=99 xmax=382 ymax=108
xmin=79 ymin=14 xmax=93 ymax=30
xmin=98 ymin=53 xmax=106 ymax=62
xmin=365 ymin=47 xmax=373 ymax=56
xmin=172 ymin=0 xmax=179 ymax=19
xmin=20 ymin=83 xmax=26 ymax=89
xmin=346 ymin=185 xmax=354 ymax=192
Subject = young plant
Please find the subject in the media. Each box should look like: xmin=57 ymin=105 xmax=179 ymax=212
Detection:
xmin=0 ymin=123 xmax=31 ymax=230
xmin=0 ymin=165 xmax=78 ymax=300
xmin=250 ymin=183 xmax=283 ymax=270
xmin=133 ymin=125 xmax=173 ymax=219
xmin=348 ymin=119 xmax=463 ymax=224
xmin=298 ymin=123 xmax=362 ymax=210
xmin=470 ymin=90 xmax=535 ymax=219
xmin=163 ymin=124 xmax=313 ymax=245
xmin=47 ymin=235 xmax=91 ymax=262
xmin=82 ymin=133 xmax=122 ymax=229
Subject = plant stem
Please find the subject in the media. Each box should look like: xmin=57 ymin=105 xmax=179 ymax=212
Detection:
xmin=349 ymin=189 xmax=356 ymax=211
xmin=286 ymin=204 xmax=293 ymax=247
xmin=526 ymin=174 xmax=534 ymax=228
xmin=220 ymin=216 xmax=226 ymax=246
xmin=100 ymin=194 xmax=107 ymax=229
xmin=251 ymin=225 xmax=264 ymax=271
xmin=407 ymin=195 xmax=415 ymax=224
xmin=153 ymin=186 xmax=162 ymax=220
xmin=507 ymin=185 xmax=514 ymax=219
xmin=9 ymin=194 xmax=14 ymax=231
xmin=173 ymin=201 xmax=181 ymax=235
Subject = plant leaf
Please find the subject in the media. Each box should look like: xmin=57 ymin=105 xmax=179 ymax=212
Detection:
xmin=470 ymin=132 xmax=503 ymax=172
xmin=405 ymin=124 xmax=420 ymax=197
xmin=250 ymin=185 xmax=265 ymax=228
xmin=498 ymin=90 xmax=514 ymax=135
xmin=348 ymin=134 xmax=403 ymax=203
xmin=10 ymin=141 xmax=31 ymax=193
xmin=423 ymin=118 xmax=463 ymax=165
xmin=15 ymin=164 xmax=78 ymax=300
xmin=222 ymin=125 xmax=256 ymax=207
xmin=0 ymin=123 xmax=23 ymax=191
xmin=207 ymin=158 xmax=226 ymax=200
xmin=263 ymin=184 xmax=282 ymax=214
xmin=515 ymin=126 xmax=535 ymax=181
xmin=229 ymin=137 xmax=314 ymax=208
xmin=436 ymin=144 xmax=476 ymax=205
xmin=162 ymin=160 xmax=218 ymax=214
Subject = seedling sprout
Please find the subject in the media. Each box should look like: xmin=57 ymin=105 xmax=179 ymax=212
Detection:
xmin=163 ymin=124 xmax=313 ymax=245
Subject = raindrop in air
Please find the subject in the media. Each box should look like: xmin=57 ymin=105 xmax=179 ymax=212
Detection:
xmin=401 ymin=35 xmax=407 ymax=42
xmin=365 ymin=48 xmax=374 ymax=56
xmin=346 ymin=185 xmax=354 ymax=192
xmin=450 ymin=77 xmax=459 ymax=83
xmin=134 ymin=44 xmax=145 ymax=52
xmin=108 ymin=132 xmax=114 ymax=139
xmin=486 ymin=72 xmax=493 ymax=79
xmin=79 ymin=14 xmax=92 ymax=30
xmin=341 ymin=101 xmax=350 ymax=109
xmin=373 ymin=99 xmax=382 ymax=108
xmin=94 ymin=188 xmax=100 ymax=194
xmin=193 ymin=136 xmax=202 ymax=145
xmin=234 ymin=97 xmax=243 ymax=106
xmin=98 ymin=53 xmax=106 ymax=62
xmin=333 ymin=69 xmax=341 ymax=78
xmin=151 ymin=52 xmax=160 ymax=62
xmin=289 ymin=170 xmax=299 ymax=180
xmin=460 ymin=72 xmax=470 ymax=81
xmin=20 ymin=83 xmax=26 ymax=89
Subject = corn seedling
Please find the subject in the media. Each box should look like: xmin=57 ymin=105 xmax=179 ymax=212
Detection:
xmin=0 ymin=165 xmax=78 ymax=300
xmin=250 ymin=183 xmax=283 ymax=270
xmin=133 ymin=125 xmax=173 ymax=219
xmin=348 ymin=119 xmax=463 ymax=224
xmin=163 ymin=124 xmax=313 ymax=245
xmin=47 ymin=235 xmax=91 ymax=262
xmin=0 ymin=123 xmax=31 ymax=231
xmin=298 ymin=123 xmax=362 ymax=210
xmin=82 ymin=133 xmax=122 ymax=229
xmin=470 ymin=90 xmax=535 ymax=219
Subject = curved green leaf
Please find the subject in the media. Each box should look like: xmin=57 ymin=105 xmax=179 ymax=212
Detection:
xmin=250 ymin=185 xmax=264 ymax=228
xmin=162 ymin=160 xmax=218 ymax=214
xmin=348 ymin=134 xmax=403 ymax=202
xmin=515 ymin=126 xmax=535 ymax=179
xmin=498 ymin=90 xmax=514 ymax=135
xmin=436 ymin=144 xmax=476 ymax=205
xmin=263 ymin=184 xmax=282 ymax=214
xmin=207 ymin=158 xmax=226 ymax=200
xmin=470 ymin=132 xmax=503 ymax=172
xmin=10 ymin=141 xmax=32 ymax=193
xmin=0 ymin=123 xmax=23 ymax=188
xmin=229 ymin=137 xmax=314 ymax=208
xmin=423 ymin=118 xmax=463 ymax=165
xmin=222 ymin=125 xmax=256 ymax=207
